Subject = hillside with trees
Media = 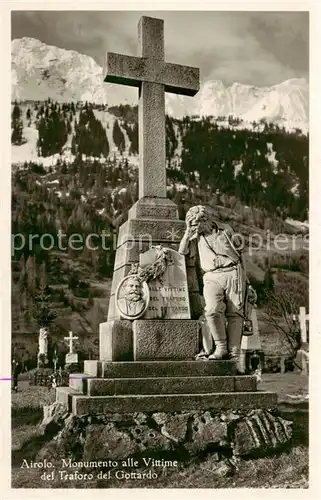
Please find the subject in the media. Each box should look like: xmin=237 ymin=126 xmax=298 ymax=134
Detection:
xmin=11 ymin=99 xmax=309 ymax=364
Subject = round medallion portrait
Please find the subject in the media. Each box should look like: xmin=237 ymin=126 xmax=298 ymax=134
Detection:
xmin=115 ymin=274 xmax=149 ymax=320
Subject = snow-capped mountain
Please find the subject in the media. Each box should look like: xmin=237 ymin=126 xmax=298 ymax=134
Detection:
xmin=11 ymin=38 xmax=108 ymax=104
xmin=12 ymin=37 xmax=309 ymax=132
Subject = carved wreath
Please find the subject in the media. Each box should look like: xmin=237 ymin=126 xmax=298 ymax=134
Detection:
xmin=129 ymin=246 xmax=174 ymax=285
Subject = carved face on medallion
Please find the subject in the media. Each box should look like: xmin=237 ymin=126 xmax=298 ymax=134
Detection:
xmin=116 ymin=275 xmax=149 ymax=320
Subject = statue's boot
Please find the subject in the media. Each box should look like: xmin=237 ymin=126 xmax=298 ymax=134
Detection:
xmin=227 ymin=315 xmax=242 ymax=359
xmin=206 ymin=311 xmax=228 ymax=360
xmin=208 ymin=340 xmax=228 ymax=360
xmin=226 ymin=314 xmax=243 ymax=371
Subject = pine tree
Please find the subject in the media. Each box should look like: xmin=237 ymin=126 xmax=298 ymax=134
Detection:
xmin=25 ymin=255 xmax=36 ymax=297
xmin=112 ymin=119 xmax=125 ymax=153
xmin=263 ymin=267 xmax=275 ymax=296
xmin=166 ymin=116 xmax=178 ymax=165
xmin=71 ymin=107 xmax=109 ymax=157
xmin=32 ymin=284 xmax=57 ymax=328
xmin=36 ymin=105 xmax=68 ymax=157
xmin=11 ymin=102 xmax=24 ymax=145
xmin=38 ymin=261 xmax=48 ymax=289
xmin=130 ymin=122 xmax=138 ymax=154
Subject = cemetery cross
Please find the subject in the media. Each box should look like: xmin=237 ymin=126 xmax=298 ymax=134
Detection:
xmin=64 ymin=331 xmax=79 ymax=355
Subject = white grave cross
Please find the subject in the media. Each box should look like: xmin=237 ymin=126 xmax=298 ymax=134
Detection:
xmin=64 ymin=331 xmax=79 ymax=354
xmin=293 ymin=306 xmax=309 ymax=343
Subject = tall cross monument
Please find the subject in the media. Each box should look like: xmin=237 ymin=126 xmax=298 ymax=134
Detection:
xmin=56 ymin=16 xmax=277 ymax=421
xmin=105 ymin=16 xmax=200 ymax=198
xmin=100 ymin=16 xmax=202 ymax=361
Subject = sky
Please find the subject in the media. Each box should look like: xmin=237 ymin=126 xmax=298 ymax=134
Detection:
xmin=11 ymin=10 xmax=309 ymax=88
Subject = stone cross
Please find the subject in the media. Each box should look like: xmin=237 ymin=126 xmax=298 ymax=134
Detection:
xmin=293 ymin=306 xmax=309 ymax=375
xmin=104 ymin=16 xmax=200 ymax=198
xmin=293 ymin=306 xmax=309 ymax=343
xmin=64 ymin=331 xmax=79 ymax=354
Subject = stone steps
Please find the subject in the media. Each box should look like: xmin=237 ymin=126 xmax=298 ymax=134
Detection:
xmin=55 ymin=386 xmax=81 ymax=406
xmin=67 ymin=391 xmax=277 ymax=416
xmin=57 ymin=360 xmax=277 ymax=416
xmin=69 ymin=374 xmax=257 ymax=396
xmin=84 ymin=359 xmax=237 ymax=378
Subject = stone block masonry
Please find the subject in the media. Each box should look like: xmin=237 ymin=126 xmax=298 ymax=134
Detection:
xmin=83 ymin=360 xmax=237 ymax=378
xmin=99 ymin=320 xmax=133 ymax=361
xmin=56 ymin=359 xmax=276 ymax=416
xmin=69 ymin=374 xmax=257 ymax=396
xmin=70 ymin=392 xmax=277 ymax=416
xmin=133 ymin=319 xmax=199 ymax=360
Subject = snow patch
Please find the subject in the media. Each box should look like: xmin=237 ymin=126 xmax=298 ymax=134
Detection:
xmin=234 ymin=161 xmax=243 ymax=178
xmin=265 ymin=142 xmax=279 ymax=173
xmin=175 ymin=183 xmax=188 ymax=192
xmin=285 ymin=218 xmax=309 ymax=230
xmin=290 ymin=183 xmax=300 ymax=198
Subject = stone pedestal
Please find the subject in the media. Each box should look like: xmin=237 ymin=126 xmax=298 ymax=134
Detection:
xmin=99 ymin=196 xmax=203 ymax=360
xmin=133 ymin=319 xmax=199 ymax=360
xmin=106 ymin=197 xmax=202 ymax=323
xmin=99 ymin=320 xmax=133 ymax=361
xmin=56 ymin=359 xmax=277 ymax=416
xmin=65 ymin=353 xmax=78 ymax=365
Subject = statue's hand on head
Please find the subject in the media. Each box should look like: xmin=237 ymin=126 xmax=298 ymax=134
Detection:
xmin=186 ymin=217 xmax=199 ymax=241
xmin=185 ymin=205 xmax=212 ymax=240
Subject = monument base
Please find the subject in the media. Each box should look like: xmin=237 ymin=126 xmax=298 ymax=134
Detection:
xmin=133 ymin=319 xmax=199 ymax=360
xmin=99 ymin=320 xmax=133 ymax=361
xmin=56 ymin=359 xmax=277 ymax=416
xmin=99 ymin=319 xmax=199 ymax=361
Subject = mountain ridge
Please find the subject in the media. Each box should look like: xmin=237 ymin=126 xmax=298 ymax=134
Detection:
xmin=12 ymin=37 xmax=309 ymax=133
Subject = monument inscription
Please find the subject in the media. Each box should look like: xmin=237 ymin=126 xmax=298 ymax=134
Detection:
xmin=139 ymin=247 xmax=190 ymax=319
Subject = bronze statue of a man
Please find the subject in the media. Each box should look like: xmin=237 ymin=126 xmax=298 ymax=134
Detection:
xmin=179 ymin=205 xmax=247 ymax=361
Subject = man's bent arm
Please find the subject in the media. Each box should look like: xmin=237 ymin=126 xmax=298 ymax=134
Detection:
xmin=179 ymin=231 xmax=192 ymax=255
